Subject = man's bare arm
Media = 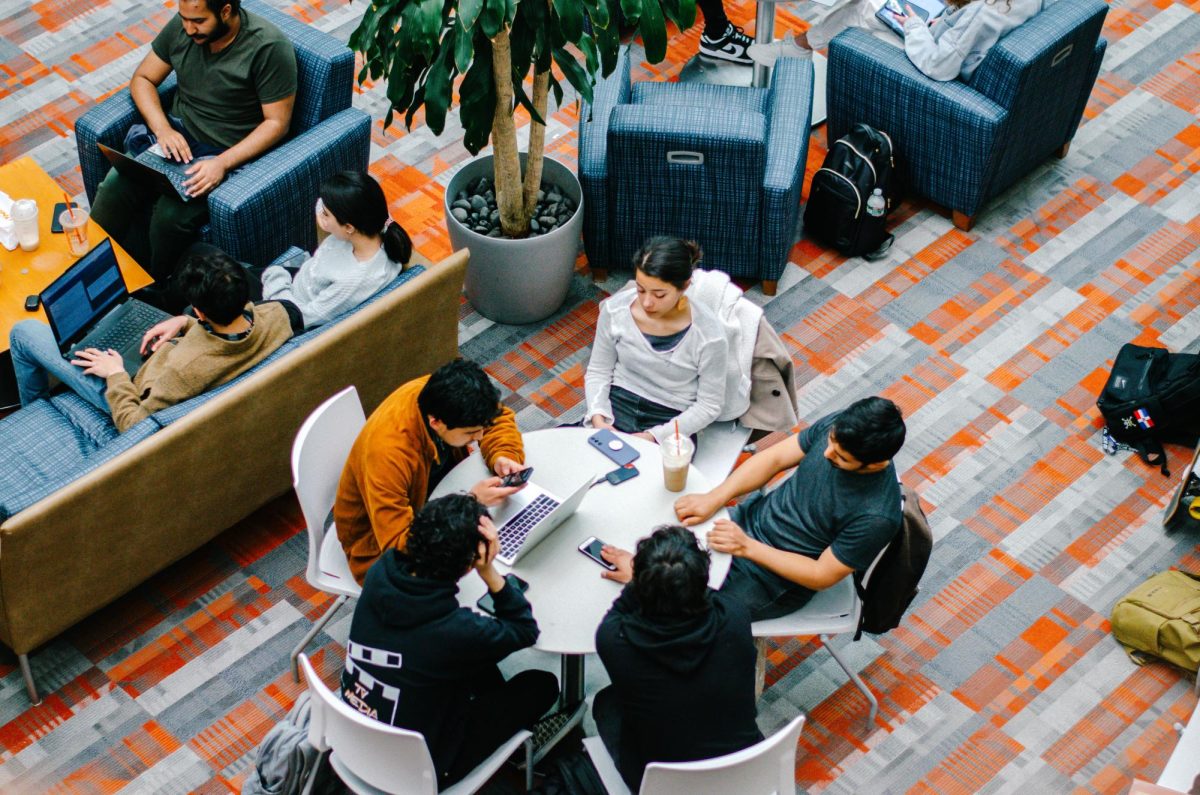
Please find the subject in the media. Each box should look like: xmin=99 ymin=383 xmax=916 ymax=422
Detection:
xmin=130 ymin=51 xmax=194 ymax=162
xmin=708 ymin=517 xmax=854 ymax=592
xmin=675 ymin=434 xmax=807 ymax=526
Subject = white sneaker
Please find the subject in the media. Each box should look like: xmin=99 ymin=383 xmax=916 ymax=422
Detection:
xmin=747 ymin=35 xmax=813 ymax=68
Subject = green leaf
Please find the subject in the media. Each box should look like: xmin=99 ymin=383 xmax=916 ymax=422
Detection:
xmin=424 ymin=41 xmax=455 ymax=135
xmin=400 ymin=0 xmax=445 ymax=60
xmin=578 ymin=35 xmax=599 ymax=74
xmin=582 ymin=0 xmax=610 ymax=32
xmin=638 ymin=0 xmax=667 ymax=62
xmin=676 ymin=0 xmax=697 ymax=29
xmin=553 ymin=0 xmax=584 ymax=41
xmin=620 ymin=0 xmax=642 ymax=26
xmin=454 ymin=19 xmax=474 ymax=72
xmin=547 ymin=72 xmax=564 ymax=108
xmin=459 ymin=0 xmax=484 ymax=30
xmin=480 ymin=0 xmax=505 ymax=37
xmin=386 ymin=54 xmax=417 ymax=118
xmin=552 ymin=47 xmax=592 ymax=105
xmin=459 ymin=46 xmax=496 ymax=154
xmin=593 ymin=17 xmax=619 ymax=75
xmin=512 ymin=80 xmax=547 ymax=127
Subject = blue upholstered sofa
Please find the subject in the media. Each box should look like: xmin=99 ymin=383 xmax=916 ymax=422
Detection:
xmin=74 ymin=0 xmax=371 ymax=266
xmin=0 ymin=249 xmax=468 ymax=703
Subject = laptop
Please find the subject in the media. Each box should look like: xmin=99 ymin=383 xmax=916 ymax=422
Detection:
xmin=97 ymin=142 xmax=199 ymax=202
xmin=40 ymin=238 xmax=172 ymax=378
xmin=492 ymin=475 xmax=597 ymax=566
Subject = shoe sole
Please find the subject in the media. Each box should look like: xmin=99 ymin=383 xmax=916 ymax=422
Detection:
xmin=699 ymin=49 xmax=754 ymax=65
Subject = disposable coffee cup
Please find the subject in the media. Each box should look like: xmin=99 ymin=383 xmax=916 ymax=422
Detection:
xmin=12 ymin=199 xmax=39 ymax=252
xmin=661 ymin=434 xmax=695 ymax=493
xmin=60 ymin=208 xmax=89 ymax=257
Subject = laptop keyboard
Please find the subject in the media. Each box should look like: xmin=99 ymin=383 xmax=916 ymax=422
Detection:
xmin=71 ymin=301 xmax=167 ymax=357
xmin=498 ymin=494 xmax=560 ymax=559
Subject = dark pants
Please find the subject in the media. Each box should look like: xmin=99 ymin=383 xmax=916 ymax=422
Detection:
xmin=720 ymin=556 xmax=816 ymax=621
xmin=593 ymin=685 xmax=643 ymax=791
xmin=442 ymin=669 xmax=559 ymax=788
xmin=609 ymin=386 xmax=698 ymax=449
xmin=697 ymin=0 xmax=730 ymax=35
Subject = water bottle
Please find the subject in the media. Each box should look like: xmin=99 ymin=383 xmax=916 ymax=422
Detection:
xmin=866 ymin=188 xmax=886 ymax=218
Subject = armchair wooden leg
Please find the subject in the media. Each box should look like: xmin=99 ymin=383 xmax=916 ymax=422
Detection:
xmin=591 ymin=267 xmax=608 ymax=282
xmin=762 ymin=279 xmax=778 ymax=296
xmin=1057 ymin=142 xmax=1071 ymax=159
xmin=952 ymin=210 xmax=975 ymax=232
xmin=19 ymin=654 xmax=41 ymax=705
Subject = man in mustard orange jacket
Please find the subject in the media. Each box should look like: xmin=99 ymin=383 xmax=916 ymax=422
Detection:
xmin=335 ymin=359 xmax=527 ymax=584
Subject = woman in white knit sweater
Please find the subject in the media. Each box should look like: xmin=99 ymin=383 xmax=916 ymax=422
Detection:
xmin=259 ymin=171 xmax=413 ymax=328
xmin=584 ymin=238 xmax=729 ymax=447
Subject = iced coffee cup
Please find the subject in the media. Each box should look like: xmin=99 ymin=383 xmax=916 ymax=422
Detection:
xmin=60 ymin=207 xmax=89 ymax=257
xmin=661 ymin=434 xmax=694 ymax=493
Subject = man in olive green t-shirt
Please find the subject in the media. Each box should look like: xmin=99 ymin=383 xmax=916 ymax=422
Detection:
xmin=90 ymin=0 xmax=296 ymax=305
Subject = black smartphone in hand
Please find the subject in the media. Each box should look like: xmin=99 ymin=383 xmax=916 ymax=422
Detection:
xmin=476 ymin=573 xmax=529 ymax=615
xmin=579 ymin=536 xmax=617 ymax=571
xmin=500 ymin=467 xmax=533 ymax=487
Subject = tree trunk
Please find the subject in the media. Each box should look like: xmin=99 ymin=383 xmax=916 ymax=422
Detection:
xmin=490 ymin=29 xmax=528 ymax=237
xmin=522 ymin=68 xmax=550 ymax=220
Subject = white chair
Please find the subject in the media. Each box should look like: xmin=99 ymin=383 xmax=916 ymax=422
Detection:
xmin=751 ymin=544 xmax=890 ymax=727
xmin=693 ymin=420 xmax=754 ymax=485
xmin=583 ymin=715 xmax=805 ymax=795
xmin=289 ymin=386 xmax=367 ymax=682
xmin=299 ymin=653 xmax=533 ymax=794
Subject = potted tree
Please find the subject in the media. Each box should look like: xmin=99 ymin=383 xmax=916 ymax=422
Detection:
xmin=351 ymin=0 xmax=696 ymax=324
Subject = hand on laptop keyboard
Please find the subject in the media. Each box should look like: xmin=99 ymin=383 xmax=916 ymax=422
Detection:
xmin=70 ymin=348 xmax=125 ymax=379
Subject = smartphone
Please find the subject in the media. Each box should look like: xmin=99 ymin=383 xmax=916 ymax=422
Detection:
xmin=50 ymin=202 xmax=78 ymax=234
xmin=476 ymin=573 xmax=530 ymax=615
xmin=588 ymin=428 xmax=640 ymax=467
xmin=578 ymin=536 xmax=617 ymax=571
xmin=500 ymin=467 xmax=533 ymax=487
xmin=25 ymin=295 xmax=41 ymax=312
xmin=605 ymin=465 xmax=639 ymax=486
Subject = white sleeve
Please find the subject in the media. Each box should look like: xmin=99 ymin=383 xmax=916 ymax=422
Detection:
xmin=902 ymin=12 xmax=973 ymax=81
xmin=584 ymin=302 xmax=619 ymax=424
xmin=648 ymin=332 xmax=729 ymax=445
xmin=259 ymin=265 xmax=296 ymax=301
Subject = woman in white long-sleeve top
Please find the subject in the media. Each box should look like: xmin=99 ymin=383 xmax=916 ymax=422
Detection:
xmin=748 ymin=0 xmax=1044 ymax=82
xmin=585 ymin=238 xmax=729 ymax=447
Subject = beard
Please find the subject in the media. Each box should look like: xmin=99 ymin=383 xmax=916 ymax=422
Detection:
xmin=190 ymin=17 xmax=230 ymax=44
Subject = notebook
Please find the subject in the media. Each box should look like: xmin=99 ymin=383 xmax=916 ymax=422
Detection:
xmin=40 ymin=238 xmax=172 ymax=378
xmin=97 ymin=142 xmax=202 ymax=202
xmin=491 ymin=475 xmax=596 ymax=566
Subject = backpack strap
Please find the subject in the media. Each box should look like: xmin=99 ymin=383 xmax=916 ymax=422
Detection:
xmin=852 ymin=480 xmax=906 ymax=641
xmin=863 ymin=234 xmax=894 ymax=262
xmin=1135 ymin=437 xmax=1170 ymax=477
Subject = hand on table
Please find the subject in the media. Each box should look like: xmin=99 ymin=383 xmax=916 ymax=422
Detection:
xmin=183 ymin=158 xmax=227 ymax=197
xmin=600 ymin=545 xmax=634 ymax=584
xmin=706 ymin=518 xmax=756 ymax=558
xmin=141 ymin=315 xmax=190 ymax=355
xmin=470 ymin=476 xmax=523 ymax=506
xmin=590 ymin=415 xmax=615 ymax=431
xmin=71 ymin=348 xmax=125 ymax=379
xmin=633 ymin=431 xmax=655 ymax=443
xmin=674 ymin=491 xmax=723 ymax=527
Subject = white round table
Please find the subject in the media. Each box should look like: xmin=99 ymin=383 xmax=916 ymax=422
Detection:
xmin=430 ymin=427 xmax=731 ymax=703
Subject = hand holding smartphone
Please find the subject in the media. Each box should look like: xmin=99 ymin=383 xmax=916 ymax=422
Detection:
xmin=578 ymin=536 xmax=618 ymax=571
xmin=500 ymin=467 xmax=533 ymax=487
xmin=476 ymin=573 xmax=529 ymax=615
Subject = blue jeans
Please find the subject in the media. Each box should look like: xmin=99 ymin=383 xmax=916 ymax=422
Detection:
xmin=9 ymin=320 xmax=110 ymax=412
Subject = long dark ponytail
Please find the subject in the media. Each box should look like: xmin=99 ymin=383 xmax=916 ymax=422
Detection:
xmin=319 ymin=171 xmax=413 ymax=264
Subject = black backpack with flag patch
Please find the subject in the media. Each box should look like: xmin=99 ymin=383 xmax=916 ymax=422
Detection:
xmin=803 ymin=123 xmax=898 ymax=259
xmin=1097 ymin=343 xmax=1200 ymax=476
xmin=854 ymin=484 xmax=932 ymax=639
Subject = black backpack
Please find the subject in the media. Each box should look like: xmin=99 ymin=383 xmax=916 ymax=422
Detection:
xmin=854 ymin=484 xmax=932 ymax=639
xmin=804 ymin=123 xmax=898 ymax=259
xmin=1097 ymin=343 xmax=1200 ymax=476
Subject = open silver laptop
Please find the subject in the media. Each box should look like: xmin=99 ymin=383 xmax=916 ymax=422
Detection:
xmin=492 ymin=475 xmax=596 ymax=566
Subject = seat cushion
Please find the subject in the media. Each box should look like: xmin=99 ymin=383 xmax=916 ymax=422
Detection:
xmin=632 ymin=82 xmax=768 ymax=116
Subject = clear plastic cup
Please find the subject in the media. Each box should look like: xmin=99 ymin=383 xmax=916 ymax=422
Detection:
xmin=12 ymin=199 xmax=39 ymax=252
xmin=661 ymin=434 xmax=695 ymax=493
xmin=60 ymin=207 xmax=89 ymax=257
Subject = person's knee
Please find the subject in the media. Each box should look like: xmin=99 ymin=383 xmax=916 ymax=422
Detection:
xmin=9 ymin=320 xmax=49 ymax=354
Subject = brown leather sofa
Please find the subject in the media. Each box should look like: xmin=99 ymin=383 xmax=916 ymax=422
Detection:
xmin=0 ymin=250 xmax=468 ymax=703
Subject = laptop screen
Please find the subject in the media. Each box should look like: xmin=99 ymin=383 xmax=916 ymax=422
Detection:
xmin=40 ymin=238 xmax=130 ymax=353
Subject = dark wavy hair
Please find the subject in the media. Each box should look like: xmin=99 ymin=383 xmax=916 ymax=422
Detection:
xmin=321 ymin=171 xmax=412 ymax=264
xmin=405 ymin=494 xmax=490 ymax=581
xmin=417 ymin=359 xmax=504 ymax=430
xmin=175 ymin=248 xmax=249 ymax=325
xmin=632 ymin=525 xmax=711 ymax=619
xmin=201 ymin=0 xmax=242 ymax=15
xmin=632 ymin=237 xmax=701 ymax=289
xmin=831 ymin=397 xmax=906 ymax=465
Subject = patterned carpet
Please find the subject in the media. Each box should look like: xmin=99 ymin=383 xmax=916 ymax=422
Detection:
xmin=2 ymin=0 xmax=1199 ymax=792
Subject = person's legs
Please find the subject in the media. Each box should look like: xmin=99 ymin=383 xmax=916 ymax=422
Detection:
xmin=697 ymin=0 xmax=753 ymax=65
xmin=147 ymin=193 xmax=210 ymax=284
xmin=696 ymin=0 xmax=730 ymax=36
xmin=593 ymin=685 xmax=644 ymax=791
xmin=720 ymin=557 xmax=815 ymax=621
xmin=9 ymin=321 xmax=109 ymax=412
xmin=749 ymin=0 xmax=897 ymax=66
xmin=608 ymin=386 xmax=681 ymax=435
xmin=442 ymin=669 xmax=559 ymax=787
xmin=89 ymin=169 xmax=156 ymax=266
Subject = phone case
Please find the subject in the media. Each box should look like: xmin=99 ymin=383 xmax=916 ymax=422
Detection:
xmin=588 ymin=429 xmax=640 ymax=467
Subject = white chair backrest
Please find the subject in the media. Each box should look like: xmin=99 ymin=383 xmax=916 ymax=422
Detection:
xmin=298 ymin=653 xmax=439 ymax=795
xmin=639 ymin=715 xmax=805 ymax=795
xmin=291 ymin=386 xmax=366 ymax=588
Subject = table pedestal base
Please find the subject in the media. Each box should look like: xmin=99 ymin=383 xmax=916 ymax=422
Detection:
xmin=561 ymin=653 xmax=586 ymax=708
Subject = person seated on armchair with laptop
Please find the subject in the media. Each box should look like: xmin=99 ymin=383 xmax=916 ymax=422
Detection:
xmin=341 ymin=493 xmax=558 ymax=790
xmin=673 ymin=397 xmax=907 ymax=620
xmin=90 ymin=0 xmax=297 ymax=296
xmin=335 ymin=358 xmax=530 ymax=585
xmin=9 ymin=248 xmax=297 ymax=433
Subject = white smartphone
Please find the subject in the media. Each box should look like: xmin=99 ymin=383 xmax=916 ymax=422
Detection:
xmin=578 ymin=535 xmax=617 ymax=571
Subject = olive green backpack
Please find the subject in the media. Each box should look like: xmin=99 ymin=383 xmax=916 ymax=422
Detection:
xmin=1111 ymin=570 xmax=1200 ymax=673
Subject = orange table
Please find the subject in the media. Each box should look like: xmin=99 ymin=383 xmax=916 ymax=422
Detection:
xmin=0 ymin=157 xmax=153 ymax=406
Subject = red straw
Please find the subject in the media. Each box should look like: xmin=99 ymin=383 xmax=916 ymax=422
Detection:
xmin=62 ymin=192 xmax=76 ymax=221
xmin=674 ymin=419 xmax=680 ymax=444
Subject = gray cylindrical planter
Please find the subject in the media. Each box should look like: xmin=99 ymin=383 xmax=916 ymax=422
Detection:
xmin=445 ymin=153 xmax=583 ymax=325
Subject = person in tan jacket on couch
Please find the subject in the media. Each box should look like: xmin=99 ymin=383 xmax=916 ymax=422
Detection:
xmin=335 ymin=358 xmax=528 ymax=584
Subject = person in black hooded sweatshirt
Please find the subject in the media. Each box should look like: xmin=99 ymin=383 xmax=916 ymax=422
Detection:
xmin=594 ymin=525 xmax=763 ymax=790
xmin=340 ymin=493 xmax=559 ymax=789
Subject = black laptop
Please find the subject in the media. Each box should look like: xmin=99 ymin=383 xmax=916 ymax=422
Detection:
xmin=40 ymin=238 xmax=172 ymax=377
xmin=97 ymin=142 xmax=199 ymax=202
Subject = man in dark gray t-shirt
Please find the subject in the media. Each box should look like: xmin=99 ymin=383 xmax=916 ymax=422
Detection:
xmin=675 ymin=397 xmax=906 ymax=620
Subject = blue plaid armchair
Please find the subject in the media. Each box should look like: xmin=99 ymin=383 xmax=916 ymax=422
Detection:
xmin=74 ymin=0 xmax=371 ymax=266
xmin=826 ymin=0 xmax=1107 ymax=231
xmin=578 ymin=48 xmax=813 ymax=295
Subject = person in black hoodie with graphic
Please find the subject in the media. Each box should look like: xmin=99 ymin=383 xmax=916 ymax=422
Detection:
xmin=594 ymin=525 xmax=763 ymax=790
xmin=341 ymin=493 xmax=558 ymax=789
